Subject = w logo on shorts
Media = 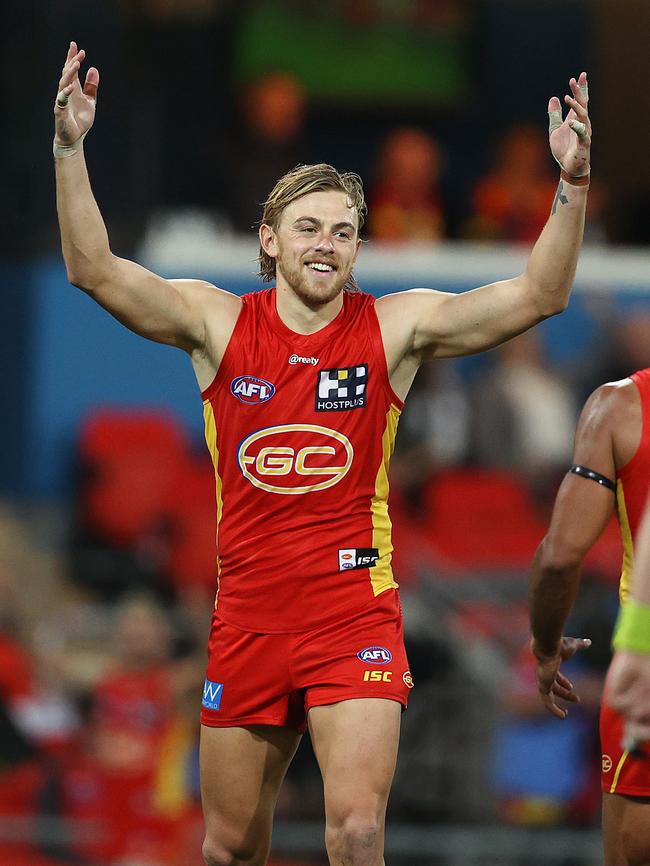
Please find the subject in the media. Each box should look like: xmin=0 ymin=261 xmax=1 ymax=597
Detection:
xmin=202 ymin=679 xmax=224 ymax=711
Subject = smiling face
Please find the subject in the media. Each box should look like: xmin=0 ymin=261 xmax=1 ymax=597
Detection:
xmin=260 ymin=190 xmax=362 ymax=308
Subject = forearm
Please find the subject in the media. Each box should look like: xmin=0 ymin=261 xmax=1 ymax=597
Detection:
xmin=521 ymin=176 xmax=588 ymax=316
xmin=55 ymin=148 xmax=113 ymax=290
xmin=529 ymin=545 xmax=582 ymax=656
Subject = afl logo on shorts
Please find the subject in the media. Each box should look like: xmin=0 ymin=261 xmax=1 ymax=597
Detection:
xmin=357 ymin=646 xmax=393 ymax=665
xmin=231 ymin=375 xmax=276 ymax=405
xmin=238 ymin=424 xmax=354 ymax=495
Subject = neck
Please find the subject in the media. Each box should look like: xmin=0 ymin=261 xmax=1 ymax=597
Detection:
xmin=274 ymin=279 xmax=344 ymax=335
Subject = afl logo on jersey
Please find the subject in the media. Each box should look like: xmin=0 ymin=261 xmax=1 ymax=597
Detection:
xmin=231 ymin=375 xmax=276 ymax=405
xmin=237 ymin=424 xmax=353 ymax=495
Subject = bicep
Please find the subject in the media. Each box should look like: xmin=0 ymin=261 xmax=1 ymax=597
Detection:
xmin=83 ymin=256 xmax=210 ymax=351
xmin=545 ymin=391 xmax=618 ymax=555
xmin=408 ymin=277 xmax=544 ymax=360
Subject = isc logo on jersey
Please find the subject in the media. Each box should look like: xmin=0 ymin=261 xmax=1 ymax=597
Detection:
xmin=231 ymin=376 xmax=275 ymax=405
xmin=357 ymin=646 xmax=393 ymax=664
xmin=238 ymin=424 xmax=354 ymax=494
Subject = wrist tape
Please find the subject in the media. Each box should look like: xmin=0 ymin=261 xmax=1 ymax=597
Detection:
xmin=613 ymin=598 xmax=650 ymax=654
xmin=53 ymin=131 xmax=87 ymax=159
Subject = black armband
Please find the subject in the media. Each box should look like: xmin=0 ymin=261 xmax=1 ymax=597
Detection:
xmin=569 ymin=464 xmax=616 ymax=492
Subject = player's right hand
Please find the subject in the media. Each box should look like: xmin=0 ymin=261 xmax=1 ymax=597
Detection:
xmin=531 ymin=635 xmax=592 ymax=720
xmin=54 ymin=42 xmax=99 ymax=146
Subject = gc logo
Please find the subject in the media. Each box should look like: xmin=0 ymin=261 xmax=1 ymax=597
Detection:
xmin=237 ymin=424 xmax=354 ymax=495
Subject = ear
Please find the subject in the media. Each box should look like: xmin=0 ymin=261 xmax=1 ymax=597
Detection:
xmin=259 ymin=223 xmax=278 ymax=259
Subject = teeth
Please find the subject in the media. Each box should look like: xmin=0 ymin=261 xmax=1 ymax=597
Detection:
xmin=308 ymin=263 xmax=334 ymax=272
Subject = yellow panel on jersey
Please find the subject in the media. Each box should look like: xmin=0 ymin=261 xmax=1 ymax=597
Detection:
xmin=616 ymin=479 xmax=634 ymax=603
xmin=370 ymin=403 xmax=401 ymax=597
xmin=203 ymin=401 xmax=223 ymax=606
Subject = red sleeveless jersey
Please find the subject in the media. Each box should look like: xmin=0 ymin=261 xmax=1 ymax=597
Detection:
xmin=616 ymin=368 xmax=650 ymax=601
xmin=201 ymin=288 xmax=403 ymax=633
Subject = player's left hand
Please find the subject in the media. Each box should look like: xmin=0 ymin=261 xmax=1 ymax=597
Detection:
xmin=548 ymin=72 xmax=591 ymax=178
xmin=531 ymin=635 xmax=592 ymax=719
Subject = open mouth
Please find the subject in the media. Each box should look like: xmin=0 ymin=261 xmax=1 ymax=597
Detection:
xmin=306 ymin=261 xmax=337 ymax=274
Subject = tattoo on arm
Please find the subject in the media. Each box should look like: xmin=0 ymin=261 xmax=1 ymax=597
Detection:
xmin=551 ymin=180 xmax=569 ymax=215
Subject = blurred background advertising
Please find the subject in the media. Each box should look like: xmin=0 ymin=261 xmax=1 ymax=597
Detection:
xmin=3 ymin=0 xmax=650 ymax=863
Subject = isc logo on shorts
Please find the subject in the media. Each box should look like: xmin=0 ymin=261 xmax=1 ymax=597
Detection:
xmin=363 ymin=670 xmax=393 ymax=682
xmin=202 ymin=679 xmax=224 ymax=711
xmin=357 ymin=646 xmax=393 ymax=664
xmin=238 ymin=424 xmax=353 ymax=495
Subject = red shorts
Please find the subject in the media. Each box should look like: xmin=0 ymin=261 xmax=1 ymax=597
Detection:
xmin=601 ymin=677 xmax=650 ymax=796
xmin=201 ymin=589 xmax=412 ymax=732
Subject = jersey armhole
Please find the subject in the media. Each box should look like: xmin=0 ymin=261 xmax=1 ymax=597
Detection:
xmin=200 ymin=298 xmax=248 ymax=402
xmin=367 ymin=300 xmax=404 ymax=411
xmin=616 ymin=377 xmax=644 ymax=476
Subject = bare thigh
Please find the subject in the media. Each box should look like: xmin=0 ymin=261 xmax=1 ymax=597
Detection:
xmin=603 ymin=792 xmax=650 ymax=866
xmin=309 ymin=698 xmax=401 ymax=866
xmin=200 ymin=724 xmax=301 ymax=865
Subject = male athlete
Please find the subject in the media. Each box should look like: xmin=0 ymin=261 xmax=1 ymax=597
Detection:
xmin=55 ymin=41 xmax=591 ymax=866
xmin=529 ymin=373 xmax=650 ymax=866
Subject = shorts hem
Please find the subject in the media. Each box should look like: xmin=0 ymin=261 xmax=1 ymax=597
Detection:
xmin=603 ymin=783 xmax=650 ymax=798
xmin=200 ymin=714 xmax=301 ymax=730
xmin=306 ymin=692 xmax=408 ymax=713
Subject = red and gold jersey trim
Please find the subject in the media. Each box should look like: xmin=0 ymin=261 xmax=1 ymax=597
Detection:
xmin=616 ymin=479 xmax=634 ymax=604
xmin=370 ymin=404 xmax=401 ymax=597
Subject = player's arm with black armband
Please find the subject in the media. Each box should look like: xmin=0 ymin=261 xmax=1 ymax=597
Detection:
xmin=528 ymin=384 xmax=624 ymax=719
xmin=53 ymin=42 xmax=239 ymax=372
xmin=609 ymin=494 xmax=650 ymax=745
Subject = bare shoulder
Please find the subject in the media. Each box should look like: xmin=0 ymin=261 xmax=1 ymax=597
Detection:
xmin=579 ymin=378 xmax=638 ymax=430
xmin=375 ymin=288 xmax=446 ymax=353
xmin=578 ymin=378 xmax=640 ymax=469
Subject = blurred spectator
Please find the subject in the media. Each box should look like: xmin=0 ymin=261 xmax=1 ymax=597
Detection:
xmin=368 ymin=127 xmax=447 ymax=242
xmin=41 ymin=592 xmax=203 ymax=865
xmin=464 ymin=124 xmax=557 ymax=243
xmin=226 ymin=71 xmax=307 ymax=233
xmin=472 ymin=331 xmax=577 ymax=491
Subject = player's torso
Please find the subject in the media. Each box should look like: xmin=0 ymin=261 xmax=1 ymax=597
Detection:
xmin=201 ymin=288 xmax=403 ymax=632
xmin=616 ymin=370 xmax=650 ymax=601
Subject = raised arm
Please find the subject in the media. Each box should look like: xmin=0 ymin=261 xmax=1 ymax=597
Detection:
xmin=528 ymin=383 xmax=632 ymax=718
xmin=53 ymin=43 xmax=239 ymax=364
xmin=378 ymin=72 xmax=591 ymax=364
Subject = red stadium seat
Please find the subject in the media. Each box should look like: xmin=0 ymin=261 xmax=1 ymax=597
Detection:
xmin=78 ymin=409 xmax=188 ymax=547
xmin=422 ymin=469 xmax=547 ymax=570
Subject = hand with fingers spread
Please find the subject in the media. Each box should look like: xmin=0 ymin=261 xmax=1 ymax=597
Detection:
xmin=608 ymin=650 xmax=650 ymax=746
xmin=531 ymin=635 xmax=592 ymax=720
xmin=53 ymin=41 xmax=100 ymax=157
xmin=548 ymin=71 xmax=591 ymax=180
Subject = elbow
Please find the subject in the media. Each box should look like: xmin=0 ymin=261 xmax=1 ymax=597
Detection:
xmin=537 ymin=535 xmax=583 ymax=575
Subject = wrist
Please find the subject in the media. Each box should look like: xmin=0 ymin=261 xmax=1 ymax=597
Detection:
xmin=560 ymin=167 xmax=590 ymax=187
xmin=531 ymin=637 xmax=561 ymax=660
xmin=613 ymin=598 xmax=650 ymax=654
xmin=53 ymin=131 xmax=87 ymax=160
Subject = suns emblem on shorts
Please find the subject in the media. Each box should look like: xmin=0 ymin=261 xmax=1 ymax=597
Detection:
xmin=602 ymin=754 xmax=612 ymax=773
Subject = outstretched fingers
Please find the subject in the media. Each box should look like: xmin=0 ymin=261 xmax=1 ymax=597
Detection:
xmin=83 ymin=67 xmax=100 ymax=102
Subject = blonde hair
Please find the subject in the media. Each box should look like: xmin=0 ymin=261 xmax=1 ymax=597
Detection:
xmin=258 ymin=163 xmax=367 ymax=291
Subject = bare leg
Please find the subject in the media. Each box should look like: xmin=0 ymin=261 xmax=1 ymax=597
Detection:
xmin=309 ymin=699 xmax=401 ymax=866
xmin=603 ymin=792 xmax=650 ymax=866
xmin=200 ymin=724 xmax=301 ymax=866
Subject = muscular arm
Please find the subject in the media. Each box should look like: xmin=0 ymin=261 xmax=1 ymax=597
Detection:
xmin=54 ymin=43 xmax=239 ymax=366
xmin=377 ymin=73 xmax=591 ymax=370
xmin=529 ymin=385 xmax=620 ymax=656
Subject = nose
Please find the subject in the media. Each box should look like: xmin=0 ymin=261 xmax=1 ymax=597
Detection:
xmin=314 ymin=233 xmax=335 ymax=253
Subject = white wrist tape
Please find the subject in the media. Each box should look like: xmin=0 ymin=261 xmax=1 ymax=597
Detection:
xmin=53 ymin=131 xmax=87 ymax=159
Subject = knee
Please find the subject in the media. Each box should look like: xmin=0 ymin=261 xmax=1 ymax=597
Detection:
xmin=326 ymin=815 xmax=384 ymax=865
xmin=202 ymin=834 xmax=264 ymax=866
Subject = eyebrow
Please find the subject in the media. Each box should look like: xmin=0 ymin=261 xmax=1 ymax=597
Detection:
xmin=292 ymin=217 xmax=356 ymax=232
